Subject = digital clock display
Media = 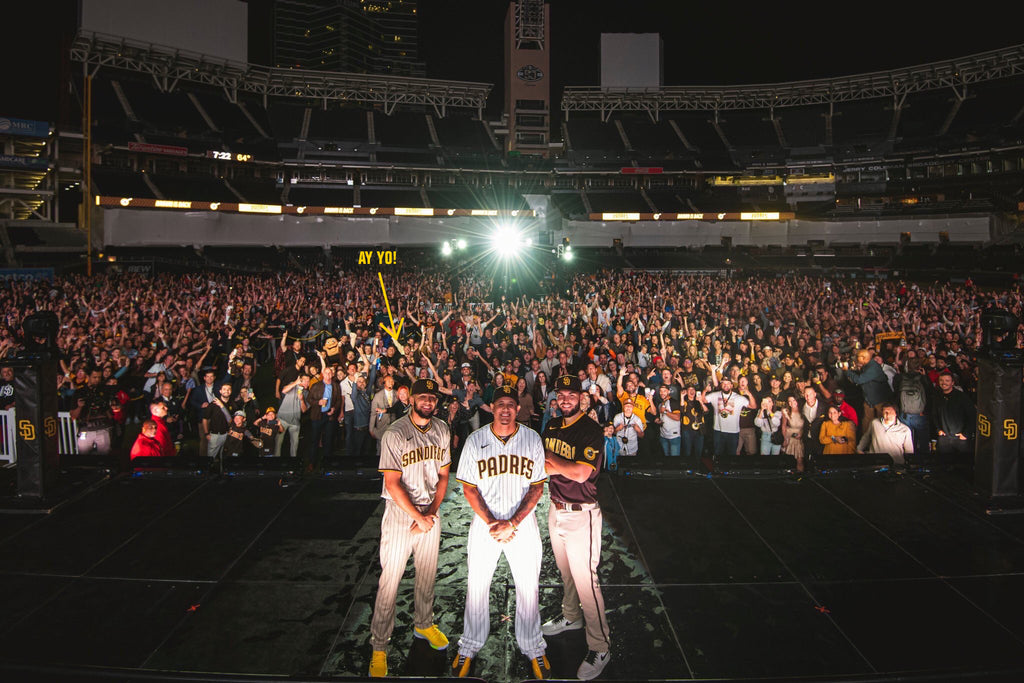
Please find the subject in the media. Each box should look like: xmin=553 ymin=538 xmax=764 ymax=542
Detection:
xmin=206 ymin=151 xmax=253 ymax=162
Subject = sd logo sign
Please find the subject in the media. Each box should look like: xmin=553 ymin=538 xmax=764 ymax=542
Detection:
xmin=18 ymin=419 xmax=36 ymax=441
xmin=978 ymin=414 xmax=991 ymax=438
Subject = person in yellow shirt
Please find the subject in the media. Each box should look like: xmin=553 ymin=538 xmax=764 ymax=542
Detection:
xmin=819 ymin=406 xmax=856 ymax=454
xmin=616 ymin=367 xmax=650 ymax=428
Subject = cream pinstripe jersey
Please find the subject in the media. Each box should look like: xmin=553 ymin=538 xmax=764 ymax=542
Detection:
xmin=378 ymin=414 xmax=451 ymax=509
xmin=456 ymin=424 xmax=547 ymax=520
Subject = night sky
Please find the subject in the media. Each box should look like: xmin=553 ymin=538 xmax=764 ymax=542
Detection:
xmin=3 ymin=1 xmax=1021 ymax=123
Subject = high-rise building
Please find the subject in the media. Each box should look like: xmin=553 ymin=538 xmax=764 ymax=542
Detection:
xmin=273 ymin=0 xmax=425 ymax=76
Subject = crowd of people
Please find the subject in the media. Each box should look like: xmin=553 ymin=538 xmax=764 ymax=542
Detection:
xmin=0 ymin=264 xmax=1008 ymax=471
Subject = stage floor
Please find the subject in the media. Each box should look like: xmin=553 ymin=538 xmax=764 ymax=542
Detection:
xmin=1 ymin=463 xmax=1024 ymax=682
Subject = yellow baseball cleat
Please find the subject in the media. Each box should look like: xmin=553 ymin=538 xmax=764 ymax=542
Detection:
xmin=451 ymin=653 xmax=473 ymax=677
xmin=368 ymin=650 xmax=387 ymax=677
xmin=530 ymin=653 xmax=551 ymax=679
xmin=413 ymin=623 xmax=449 ymax=650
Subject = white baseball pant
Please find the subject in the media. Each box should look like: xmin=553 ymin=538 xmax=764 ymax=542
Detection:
xmin=370 ymin=500 xmax=441 ymax=650
xmin=458 ymin=513 xmax=545 ymax=658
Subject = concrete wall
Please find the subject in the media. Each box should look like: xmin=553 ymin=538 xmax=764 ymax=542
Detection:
xmin=101 ymin=209 xmax=991 ymax=248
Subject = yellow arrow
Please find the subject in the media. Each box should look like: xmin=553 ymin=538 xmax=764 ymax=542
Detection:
xmin=377 ymin=271 xmax=404 ymax=343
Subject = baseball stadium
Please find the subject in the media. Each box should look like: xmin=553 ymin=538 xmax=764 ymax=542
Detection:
xmin=2 ymin=2 xmax=1024 ymax=682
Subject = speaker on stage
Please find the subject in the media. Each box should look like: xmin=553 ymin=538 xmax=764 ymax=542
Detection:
xmin=6 ymin=311 xmax=62 ymax=499
xmin=975 ymin=357 xmax=1021 ymax=498
xmin=6 ymin=359 xmax=60 ymax=499
xmin=974 ymin=309 xmax=1024 ymax=498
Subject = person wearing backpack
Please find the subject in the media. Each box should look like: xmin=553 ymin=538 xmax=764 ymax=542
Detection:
xmin=894 ymin=359 xmax=930 ymax=456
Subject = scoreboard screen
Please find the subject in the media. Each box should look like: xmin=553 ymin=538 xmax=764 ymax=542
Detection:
xmin=206 ymin=150 xmax=253 ymax=162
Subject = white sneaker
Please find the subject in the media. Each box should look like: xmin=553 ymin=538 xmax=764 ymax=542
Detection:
xmin=577 ymin=650 xmax=610 ymax=680
xmin=541 ymin=614 xmax=583 ymax=636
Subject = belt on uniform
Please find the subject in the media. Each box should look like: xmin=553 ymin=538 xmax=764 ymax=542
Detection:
xmin=551 ymin=500 xmax=598 ymax=512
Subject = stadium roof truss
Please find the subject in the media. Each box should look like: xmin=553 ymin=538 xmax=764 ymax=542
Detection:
xmin=562 ymin=43 xmax=1024 ymax=122
xmin=70 ymin=31 xmax=492 ymax=118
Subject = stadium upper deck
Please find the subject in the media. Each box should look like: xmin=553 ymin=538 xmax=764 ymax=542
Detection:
xmin=44 ymin=32 xmax=1024 ymax=226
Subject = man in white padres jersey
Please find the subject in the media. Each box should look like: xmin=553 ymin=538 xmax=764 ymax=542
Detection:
xmin=369 ymin=378 xmax=451 ymax=678
xmin=451 ymin=386 xmax=550 ymax=680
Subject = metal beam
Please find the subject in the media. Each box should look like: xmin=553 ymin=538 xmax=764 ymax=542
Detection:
xmin=70 ymin=31 xmax=491 ymax=118
xmin=562 ymin=43 xmax=1024 ymax=114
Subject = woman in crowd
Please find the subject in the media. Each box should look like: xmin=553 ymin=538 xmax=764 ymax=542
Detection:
xmin=755 ymin=396 xmax=783 ymax=455
xmin=515 ymin=377 xmax=534 ymax=425
xmin=781 ymin=395 xmax=806 ymax=472
xmin=820 ymin=405 xmax=856 ymax=454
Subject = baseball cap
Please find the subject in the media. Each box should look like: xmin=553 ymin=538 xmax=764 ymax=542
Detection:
xmin=411 ymin=378 xmax=440 ymax=396
xmin=233 ymin=410 xmax=246 ymax=418
xmin=265 ymin=406 xmax=277 ymax=415
xmin=493 ymin=385 xmax=519 ymax=404
xmin=555 ymin=375 xmax=582 ymax=393
xmin=461 ymin=362 xmax=472 ymax=368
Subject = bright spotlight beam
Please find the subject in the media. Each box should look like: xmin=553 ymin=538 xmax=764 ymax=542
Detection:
xmin=442 ymin=241 xmax=452 ymax=256
xmin=491 ymin=224 xmax=522 ymax=259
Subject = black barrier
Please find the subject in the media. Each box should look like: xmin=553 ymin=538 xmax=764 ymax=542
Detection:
xmin=975 ymin=357 xmax=1021 ymax=497
xmin=6 ymin=359 xmax=59 ymax=498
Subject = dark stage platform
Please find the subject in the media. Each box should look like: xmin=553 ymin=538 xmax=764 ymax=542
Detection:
xmin=2 ymin=461 xmax=1024 ymax=682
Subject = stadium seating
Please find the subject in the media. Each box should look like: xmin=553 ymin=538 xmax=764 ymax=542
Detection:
xmin=91 ymin=167 xmax=157 ymax=199
xmin=288 ymin=187 xmax=355 ymax=206
xmin=359 ymin=188 xmax=425 ymax=207
xmin=308 ymin=107 xmax=369 ymax=144
xmin=150 ymin=174 xmax=235 ymax=203
xmin=779 ymin=106 xmax=829 ymax=151
xmin=373 ymin=111 xmax=433 ymax=148
xmin=60 ymin=49 xmax=1024 ymax=233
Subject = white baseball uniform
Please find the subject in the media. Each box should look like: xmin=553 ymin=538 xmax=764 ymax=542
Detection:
xmin=455 ymin=423 xmax=548 ymax=659
xmin=369 ymin=414 xmax=451 ymax=651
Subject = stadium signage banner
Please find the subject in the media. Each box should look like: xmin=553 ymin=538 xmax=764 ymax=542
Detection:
xmin=593 ymin=211 xmax=793 ymax=221
xmin=0 ymin=268 xmax=54 ymax=281
xmin=96 ymin=196 xmax=534 ymax=218
xmin=620 ymin=167 xmax=663 ymax=174
xmin=127 ymin=141 xmax=188 ymax=157
xmin=0 ymin=154 xmax=48 ymax=170
xmin=0 ymin=117 xmax=49 ymax=138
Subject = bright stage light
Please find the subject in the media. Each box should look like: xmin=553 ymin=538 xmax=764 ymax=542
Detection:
xmin=491 ymin=224 xmax=522 ymax=259
xmin=563 ymin=250 xmax=573 ymax=261
xmin=442 ymin=241 xmax=452 ymax=256
xmin=456 ymin=239 xmax=467 ymax=250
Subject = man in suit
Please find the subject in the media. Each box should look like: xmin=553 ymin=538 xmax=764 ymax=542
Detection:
xmin=370 ymin=374 xmax=400 ymax=451
xmin=306 ymin=365 xmax=342 ymax=472
xmin=188 ymin=368 xmax=219 ymax=457
xmin=801 ymin=385 xmax=829 ymax=458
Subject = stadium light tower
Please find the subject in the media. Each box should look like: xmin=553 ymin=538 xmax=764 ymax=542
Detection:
xmin=505 ymin=0 xmax=551 ymax=157
xmin=442 ymin=238 xmax=468 ymax=256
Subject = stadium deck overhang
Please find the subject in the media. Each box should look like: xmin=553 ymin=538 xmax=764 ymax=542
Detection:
xmin=70 ymin=31 xmax=492 ymax=118
xmin=562 ymin=43 xmax=1024 ymax=121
